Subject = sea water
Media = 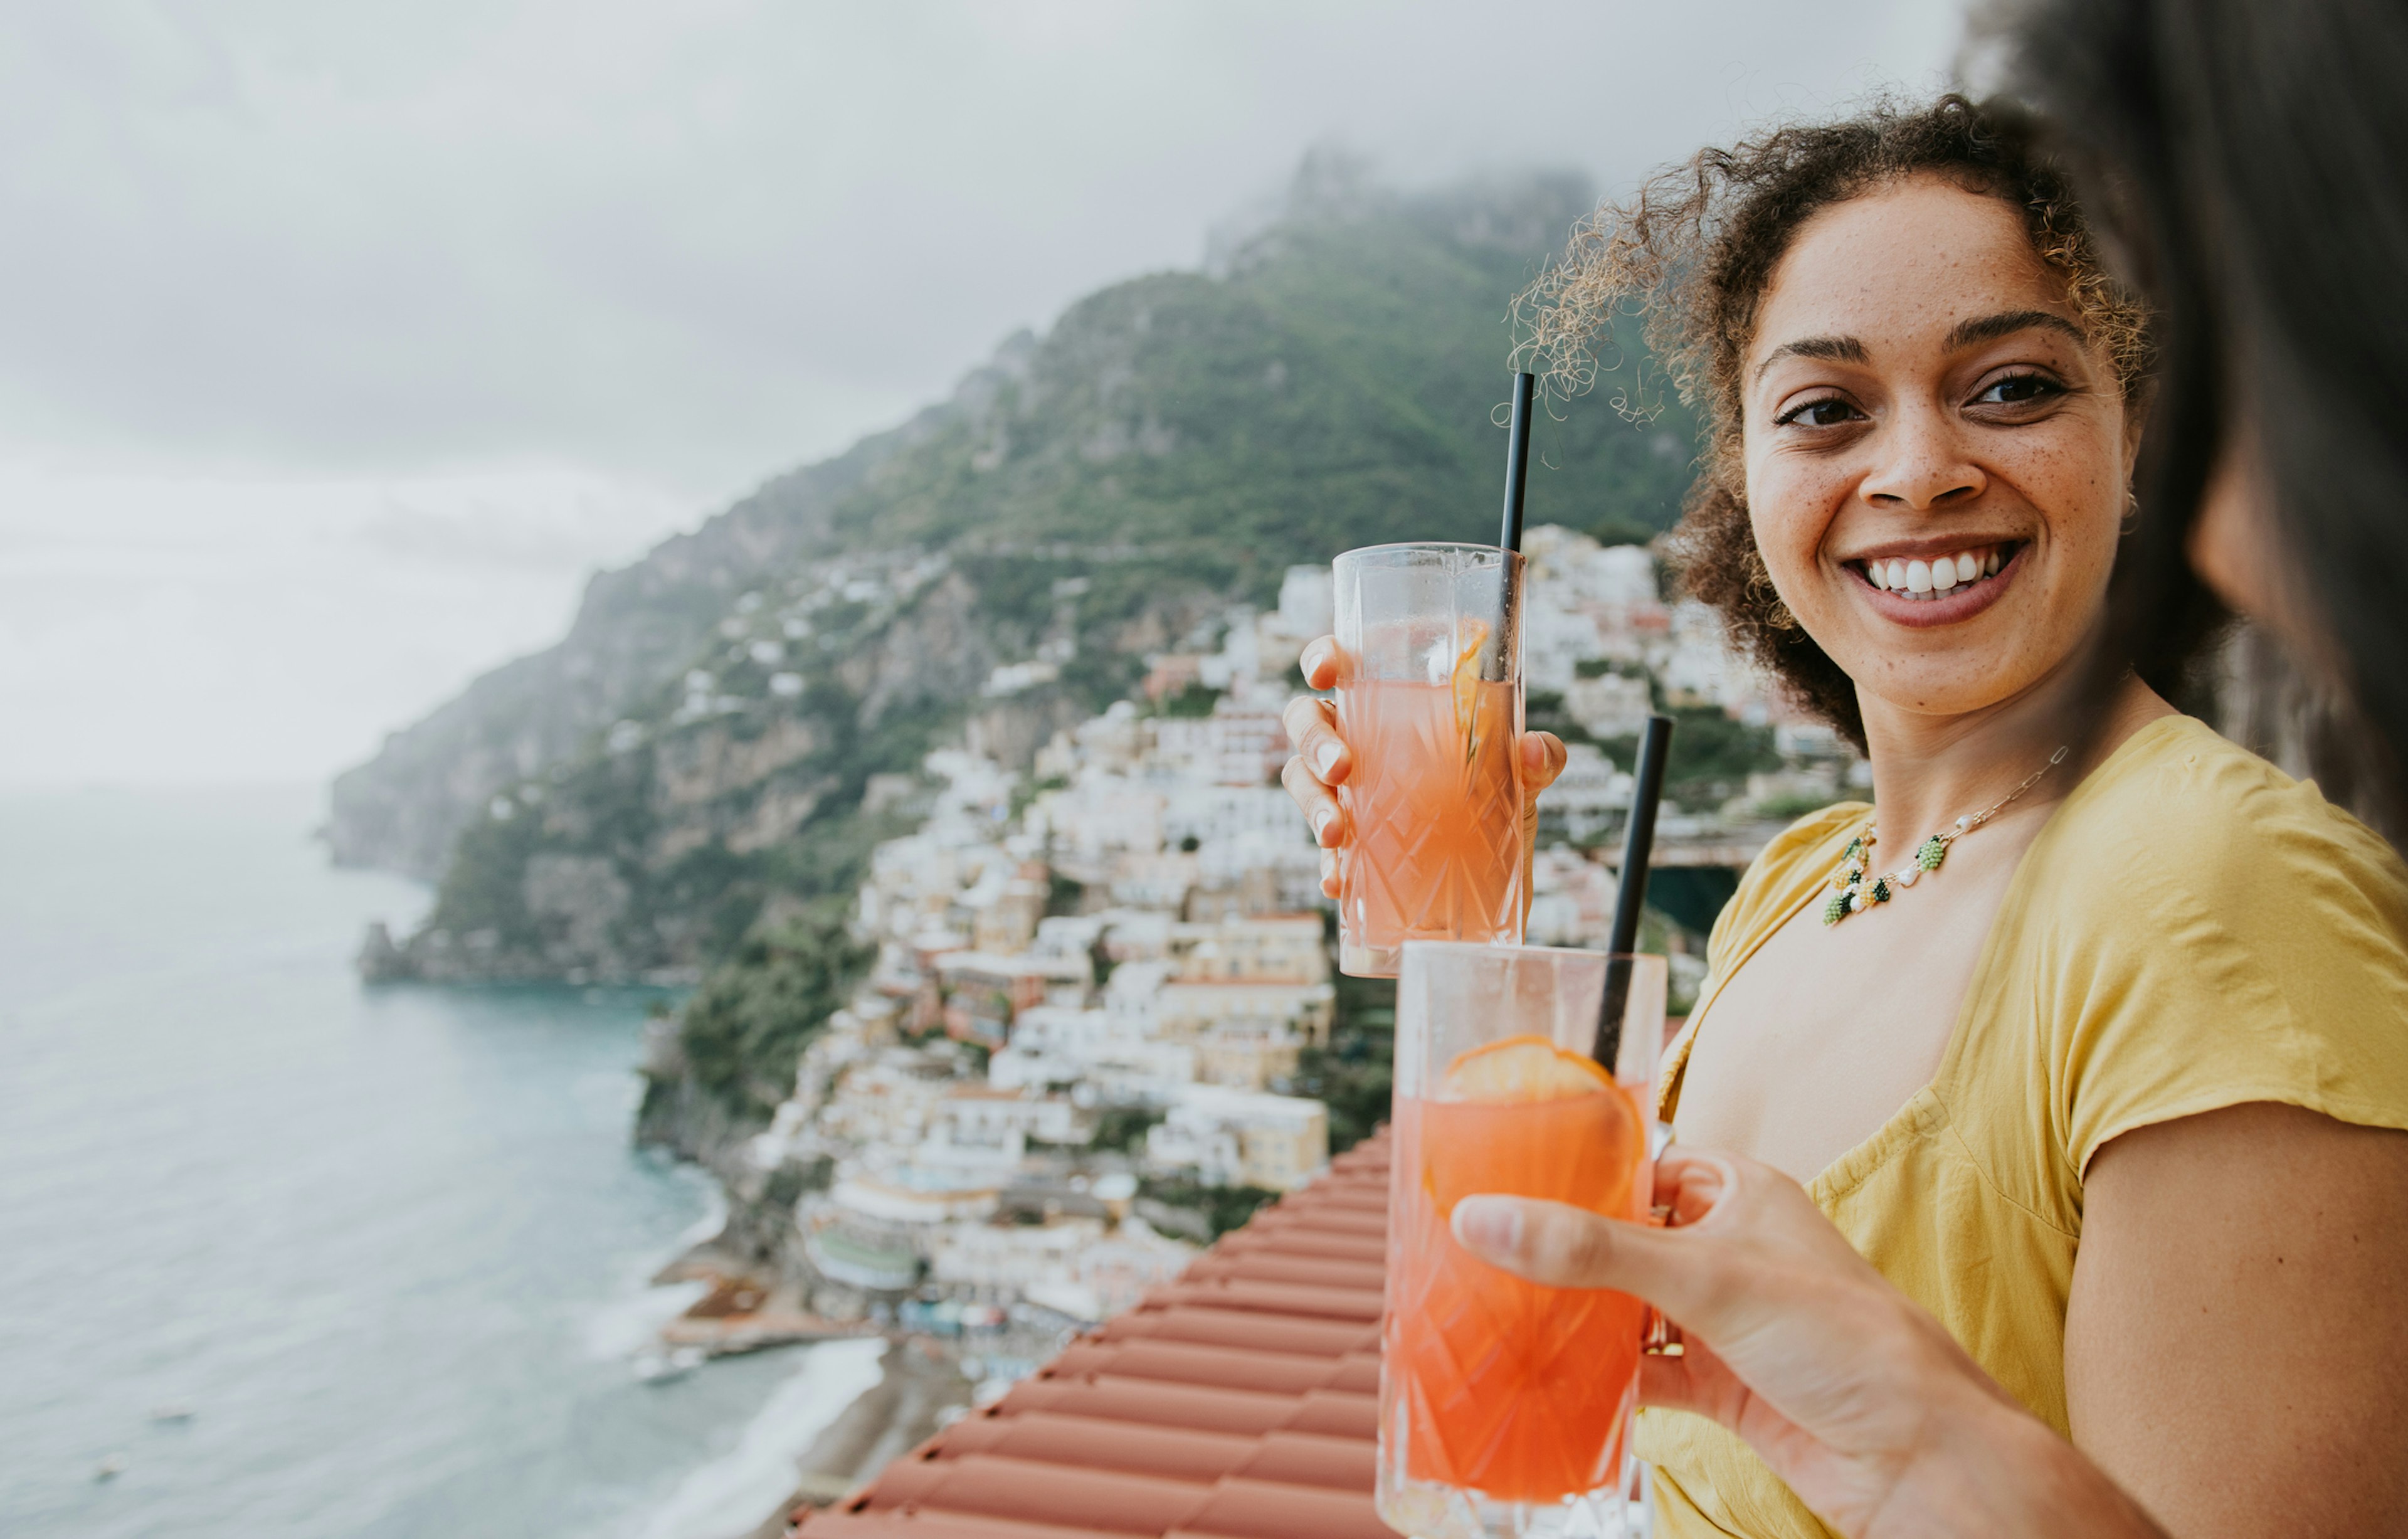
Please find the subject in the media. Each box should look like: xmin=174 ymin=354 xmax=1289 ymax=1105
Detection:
xmin=0 ymin=786 xmax=869 ymax=1539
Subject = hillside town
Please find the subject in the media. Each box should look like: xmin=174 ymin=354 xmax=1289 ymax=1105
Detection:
xmin=694 ymin=526 xmax=1840 ymax=1368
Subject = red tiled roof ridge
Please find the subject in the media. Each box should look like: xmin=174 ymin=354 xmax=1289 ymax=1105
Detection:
xmin=1213 ymin=1230 xmax=1386 ymax=1263
xmin=798 ymin=1131 xmax=1401 ymax=1539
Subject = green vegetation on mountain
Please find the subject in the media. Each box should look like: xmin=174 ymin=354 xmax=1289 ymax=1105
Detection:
xmin=673 ymin=912 xmax=871 ymax=1119
xmin=1134 ymin=1177 xmax=1282 ymax=1239
xmin=825 ymin=186 xmax=1694 ymax=581
xmin=347 ymin=156 xmax=1706 ymax=1129
xmin=1293 ymin=971 xmax=1398 ymax=1156
xmin=1599 ymin=703 xmax=1783 ymax=812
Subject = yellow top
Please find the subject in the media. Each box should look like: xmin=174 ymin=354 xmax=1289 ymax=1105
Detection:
xmin=1639 ymin=716 xmax=2408 ymax=1539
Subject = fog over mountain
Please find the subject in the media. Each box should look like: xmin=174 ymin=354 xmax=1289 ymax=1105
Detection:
xmin=0 ymin=0 xmax=1958 ymax=786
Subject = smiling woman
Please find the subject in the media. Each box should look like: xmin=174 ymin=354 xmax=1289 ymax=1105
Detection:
xmin=1553 ymin=98 xmax=2408 ymax=1539
xmin=1286 ymin=94 xmax=2408 ymax=1539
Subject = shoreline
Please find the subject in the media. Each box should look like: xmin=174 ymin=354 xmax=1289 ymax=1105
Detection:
xmin=744 ymin=1336 xmax=972 ymax=1537
xmin=639 ymin=1244 xmax=974 ymax=1538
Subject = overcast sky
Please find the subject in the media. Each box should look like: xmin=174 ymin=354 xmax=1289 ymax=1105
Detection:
xmin=0 ymin=0 xmax=1961 ymax=789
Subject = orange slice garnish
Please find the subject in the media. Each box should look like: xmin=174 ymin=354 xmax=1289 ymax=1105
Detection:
xmin=1437 ymin=1034 xmax=1613 ymax=1103
xmin=1450 ymin=620 xmax=1489 ymax=744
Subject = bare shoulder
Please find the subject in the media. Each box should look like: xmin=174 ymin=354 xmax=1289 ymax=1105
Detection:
xmin=2086 ymin=1096 xmax=2408 ymax=1193
xmin=2069 ymin=1101 xmax=2408 ymax=1534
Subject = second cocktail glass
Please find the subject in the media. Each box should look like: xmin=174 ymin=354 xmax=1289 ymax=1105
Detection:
xmin=1379 ymin=943 xmax=1666 ymax=1539
xmin=1331 ymin=542 xmax=1526 ymax=978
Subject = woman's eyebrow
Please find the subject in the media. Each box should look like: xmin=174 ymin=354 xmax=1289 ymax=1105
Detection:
xmin=1751 ymin=312 xmax=2090 ymax=388
xmin=1943 ymin=309 xmax=2088 ymax=352
xmin=1751 ymin=334 xmax=1869 ymax=384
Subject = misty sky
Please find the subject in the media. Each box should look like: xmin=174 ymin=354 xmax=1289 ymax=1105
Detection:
xmin=0 ymin=0 xmax=1960 ymax=789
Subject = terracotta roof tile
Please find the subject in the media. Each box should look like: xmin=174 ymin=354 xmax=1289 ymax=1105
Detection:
xmin=999 ymin=1370 xmax=1355 ymax=1437
xmin=1224 ymin=1430 xmax=1376 ymax=1492
xmin=1248 ymin=1207 xmax=1384 ymax=1239
xmin=1171 ymin=1476 xmax=1397 ymax=1539
xmin=1096 ymin=1305 xmax=1376 ymax=1358
xmin=1181 ymin=1255 xmax=1386 ymax=1292
xmin=1140 ymin=1277 xmax=1383 ymax=1322
xmin=1211 ymin=1230 xmax=1387 ymax=1265
xmin=797 ymin=1131 xmax=1400 ymax=1539
xmin=862 ymin=1455 xmax=1205 ymax=1533
xmin=802 ymin=1513 xmax=1117 ymax=1539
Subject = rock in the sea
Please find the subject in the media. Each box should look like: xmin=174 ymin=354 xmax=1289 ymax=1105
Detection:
xmin=356 ymin=921 xmax=413 ymax=982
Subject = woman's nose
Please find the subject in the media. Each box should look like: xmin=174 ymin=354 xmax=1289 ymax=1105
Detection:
xmin=1861 ymin=410 xmax=1986 ymax=510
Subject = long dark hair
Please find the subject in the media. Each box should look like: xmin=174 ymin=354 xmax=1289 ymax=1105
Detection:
xmin=1996 ymin=0 xmax=2408 ymax=834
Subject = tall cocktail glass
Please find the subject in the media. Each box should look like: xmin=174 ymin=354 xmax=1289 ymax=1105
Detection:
xmin=1331 ymin=542 xmax=1525 ymax=979
xmin=1380 ymin=943 xmax=1666 ymax=1539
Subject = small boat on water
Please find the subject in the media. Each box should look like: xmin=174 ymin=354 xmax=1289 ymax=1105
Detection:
xmin=94 ymin=1453 xmax=127 ymax=1482
xmin=631 ymin=1345 xmax=706 ymax=1384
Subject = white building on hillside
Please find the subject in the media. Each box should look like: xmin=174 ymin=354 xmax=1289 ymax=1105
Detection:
xmin=1269 ymin=565 xmax=1334 ymax=640
xmin=1537 ymin=741 xmax=1636 ymax=844
xmin=1145 ymin=1084 xmax=1329 ymax=1192
xmin=932 ymin=1084 xmax=1090 ymax=1153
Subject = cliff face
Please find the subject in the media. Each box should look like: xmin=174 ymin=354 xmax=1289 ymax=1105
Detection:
xmin=342 ymin=162 xmax=1703 ymax=983
xmin=327 ymin=421 xmax=919 ymax=881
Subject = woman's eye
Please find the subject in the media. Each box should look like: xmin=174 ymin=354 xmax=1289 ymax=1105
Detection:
xmin=1970 ymin=373 xmax=2063 ymax=407
xmin=1775 ymin=398 xmax=1864 ymax=428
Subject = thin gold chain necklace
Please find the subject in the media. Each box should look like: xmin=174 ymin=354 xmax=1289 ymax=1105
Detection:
xmin=1823 ymin=746 xmax=2069 ymax=926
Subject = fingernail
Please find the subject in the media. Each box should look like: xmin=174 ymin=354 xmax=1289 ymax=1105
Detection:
xmin=1453 ymin=1198 xmax=1523 ymax=1256
xmin=1315 ymin=740 xmax=1344 ymax=776
xmin=1311 ymin=809 xmax=1333 ymax=843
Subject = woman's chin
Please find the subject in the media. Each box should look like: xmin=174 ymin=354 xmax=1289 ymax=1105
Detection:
xmin=1853 ymin=679 xmax=2049 ymax=723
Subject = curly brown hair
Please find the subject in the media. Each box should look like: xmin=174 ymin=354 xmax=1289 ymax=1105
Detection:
xmin=1514 ymin=94 xmax=2152 ymax=749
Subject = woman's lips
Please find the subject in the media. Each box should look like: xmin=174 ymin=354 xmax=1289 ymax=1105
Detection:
xmin=1850 ymin=542 xmax=2024 ymax=628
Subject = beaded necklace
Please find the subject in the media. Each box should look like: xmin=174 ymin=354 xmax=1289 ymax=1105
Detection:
xmin=1823 ymin=746 xmax=2069 ymax=926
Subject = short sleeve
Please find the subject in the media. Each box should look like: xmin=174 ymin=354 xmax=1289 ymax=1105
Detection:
xmin=2045 ymin=730 xmax=2408 ymax=1178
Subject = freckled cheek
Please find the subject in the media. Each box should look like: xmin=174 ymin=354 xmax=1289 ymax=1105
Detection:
xmin=2007 ymin=445 xmax=2125 ymax=654
xmin=1744 ymin=461 xmax=1850 ymax=593
xmin=2014 ymin=430 xmax=2128 ymax=566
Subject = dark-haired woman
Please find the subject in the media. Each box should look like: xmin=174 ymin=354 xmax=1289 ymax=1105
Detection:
xmin=1283 ymin=91 xmax=2408 ymax=1538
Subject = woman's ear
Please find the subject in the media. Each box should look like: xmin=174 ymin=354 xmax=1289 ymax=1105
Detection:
xmin=2188 ymin=433 xmax=2344 ymax=690
xmin=2187 ymin=438 xmax=2272 ymax=621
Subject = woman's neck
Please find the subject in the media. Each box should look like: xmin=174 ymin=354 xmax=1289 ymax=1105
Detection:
xmin=1857 ymin=663 xmax=2173 ymax=849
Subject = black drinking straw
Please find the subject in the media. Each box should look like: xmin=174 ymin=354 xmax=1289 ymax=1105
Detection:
xmin=1498 ymin=371 xmax=1534 ymax=553
xmin=1597 ymin=713 xmax=1675 ymax=1067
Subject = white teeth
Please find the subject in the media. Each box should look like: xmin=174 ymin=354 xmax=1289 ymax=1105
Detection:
xmin=1867 ymin=546 xmax=2011 ymax=601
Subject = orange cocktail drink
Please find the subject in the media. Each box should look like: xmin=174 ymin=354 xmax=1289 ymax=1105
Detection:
xmin=1380 ymin=944 xmax=1665 ymax=1539
xmin=1331 ymin=543 xmax=1525 ymax=978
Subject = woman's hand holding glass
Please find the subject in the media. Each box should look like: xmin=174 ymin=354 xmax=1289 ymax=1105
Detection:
xmin=1279 ymin=634 xmax=1570 ymax=898
xmin=1284 ymin=632 xmax=2158 ymax=1535
xmin=1450 ymin=1150 xmax=2170 ymax=1539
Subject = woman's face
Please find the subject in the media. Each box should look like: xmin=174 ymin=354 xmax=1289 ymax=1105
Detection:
xmin=1740 ymin=175 xmax=2135 ymax=724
